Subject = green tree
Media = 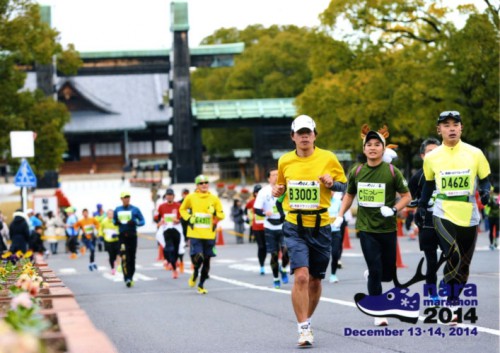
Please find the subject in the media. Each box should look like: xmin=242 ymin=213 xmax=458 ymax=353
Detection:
xmin=0 ymin=0 xmax=80 ymax=176
xmin=297 ymin=1 xmax=498 ymax=174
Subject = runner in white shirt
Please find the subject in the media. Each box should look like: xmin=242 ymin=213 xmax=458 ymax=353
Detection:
xmin=254 ymin=168 xmax=290 ymax=288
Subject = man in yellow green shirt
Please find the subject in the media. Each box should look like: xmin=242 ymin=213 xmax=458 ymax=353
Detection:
xmin=180 ymin=175 xmax=225 ymax=294
xmin=418 ymin=110 xmax=491 ymax=317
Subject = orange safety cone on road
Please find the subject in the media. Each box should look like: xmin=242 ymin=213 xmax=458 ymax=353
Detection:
xmin=342 ymin=227 xmax=352 ymax=249
xmin=216 ymin=227 xmax=225 ymax=246
xmin=396 ymin=239 xmax=407 ymax=268
xmin=397 ymin=218 xmax=404 ymax=237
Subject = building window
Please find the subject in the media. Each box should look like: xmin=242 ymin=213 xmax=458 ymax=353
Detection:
xmin=154 ymin=140 xmax=172 ymax=154
xmin=129 ymin=141 xmax=153 ymax=155
xmin=95 ymin=143 xmax=121 ymax=156
xmin=80 ymin=144 xmax=91 ymax=157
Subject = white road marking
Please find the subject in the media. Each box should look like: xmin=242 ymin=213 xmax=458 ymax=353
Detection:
xmin=59 ymin=268 xmax=77 ymax=274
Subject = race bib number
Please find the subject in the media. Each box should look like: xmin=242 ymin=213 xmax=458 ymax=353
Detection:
xmin=288 ymin=180 xmax=320 ymax=209
xmin=163 ymin=213 xmax=175 ymax=225
xmin=118 ymin=211 xmax=132 ymax=224
xmin=104 ymin=229 xmax=117 ymax=240
xmin=193 ymin=212 xmax=211 ymax=229
xmin=255 ymin=214 xmax=265 ymax=224
xmin=439 ymin=169 xmax=471 ymax=196
xmin=358 ymin=182 xmax=386 ymax=207
xmin=84 ymin=225 xmax=95 ymax=235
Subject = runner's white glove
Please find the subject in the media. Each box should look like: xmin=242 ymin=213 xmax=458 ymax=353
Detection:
xmin=380 ymin=206 xmax=395 ymax=217
xmin=332 ymin=216 xmax=344 ymax=229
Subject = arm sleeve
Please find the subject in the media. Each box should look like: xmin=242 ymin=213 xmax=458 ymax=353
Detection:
xmin=254 ymin=208 xmax=265 ymax=217
xmin=134 ymin=208 xmax=146 ymax=227
xmin=418 ymin=180 xmax=436 ymax=208
xmin=330 ymin=181 xmax=347 ymax=193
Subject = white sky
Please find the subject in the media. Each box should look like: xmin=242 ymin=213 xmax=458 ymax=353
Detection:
xmin=38 ymin=0 xmax=331 ymax=52
xmin=38 ymin=0 xmax=489 ymax=53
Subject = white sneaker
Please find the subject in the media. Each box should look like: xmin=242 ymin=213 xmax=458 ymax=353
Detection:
xmin=297 ymin=327 xmax=314 ymax=347
xmin=329 ymin=274 xmax=339 ymax=283
xmin=374 ymin=317 xmax=388 ymax=326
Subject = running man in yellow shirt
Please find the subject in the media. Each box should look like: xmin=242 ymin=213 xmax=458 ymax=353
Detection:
xmin=417 ymin=111 xmax=491 ymax=320
xmin=272 ymin=115 xmax=347 ymax=347
xmin=180 ymin=175 xmax=225 ymax=294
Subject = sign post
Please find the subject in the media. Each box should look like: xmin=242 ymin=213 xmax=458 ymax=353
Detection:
xmin=10 ymin=131 xmax=36 ymax=212
xmin=14 ymin=159 xmax=37 ymax=211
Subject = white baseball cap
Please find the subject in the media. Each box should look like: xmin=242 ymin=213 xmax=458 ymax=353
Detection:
xmin=291 ymin=115 xmax=316 ymax=132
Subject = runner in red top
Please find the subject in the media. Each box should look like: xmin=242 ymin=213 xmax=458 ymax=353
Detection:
xmin=155 ymin=188 xmax=185 ymax=277
xmin=245 ymin=185 xmax=267 ymax=275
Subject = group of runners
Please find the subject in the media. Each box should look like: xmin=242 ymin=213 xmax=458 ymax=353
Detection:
xmin=20 ymin=109 xmax=491 ymax=348
xmin=149 ymin=110 xmax=493 ymax=348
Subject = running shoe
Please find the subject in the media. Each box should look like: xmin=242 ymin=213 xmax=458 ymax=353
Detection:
xmin=117 ymin=265 xmax=122 ymax=273
xmin=297 ymin=326 xmax=314 ymax=347
xmin=125 ymin=279 xmax=132 ymax=287
xmin=92 ymin=263 xmax=98 ymax=271
xmin=490 ymin=244 xmax=495 ymax=251
xmin=179 ymin=262 xmax=185 ymax=273
xmin=163 ymin=260 xmax=169 ymax=270
xmin=337 ymin=260 xmax=343 ymax=269
xmin=70 ymin=253 xmax=78 ymax=259
xmin=80 ymin=246 xmax=86 ymax=255
xmin=329 ymin=274 xmax=339 ymax=283
xmin=88 ymin=264 xmax=94 ymax=271
xmin=111 ymin=268 xmax=116 ymax=276
xmin=197 ymin=286 xmax=208 ymax=294
xmin=172 ymin=270 xmax=179 ymax=279
xmin=354 ymin=287 xmax=420 ymax=324
xmin=273 ymin=279 xmax=281 ymax=289
xmin=374 ymin=317 xmax=389 ymax=326
xmin=188 ymin=274 xmax=196 ymax=287
xmin=281 ymin=270 xmax=289 ymax=284
xmin=260 ymin=266 xmax=265 ymax=275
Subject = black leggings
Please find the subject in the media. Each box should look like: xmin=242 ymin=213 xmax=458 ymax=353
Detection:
xmin=163 ymin=228 xmax=181 ymax=270
xmin=119 ymin=233 xmax=138 ymax=281
xmin=105 ymin=241 xmax=120 ymax=269
xmin=330 ymin=231 xmax=342 ymax=275
xmin=359 ymin=231 xmax=397 ymax=296
xmin=433 ymin=216 xmax=477 ymax=301
xmin=192 ymin=253 xmax=211 ymax=288
xmin=253 ymin=229 xmax=266 ymax=267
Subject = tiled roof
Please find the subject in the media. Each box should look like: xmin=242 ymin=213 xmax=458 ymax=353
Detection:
xmin=20 ymin=73 xmax=169 ymax=134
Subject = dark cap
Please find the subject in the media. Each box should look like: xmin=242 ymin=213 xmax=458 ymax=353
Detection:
xmin=437 ymin=111 xmax=461 ymax=124
xmin=165 ymin=188 xmax=174 ymax=195
xmin=253 ymin=184 xmax=262 ymax=194
xmin=363 ymin=130 xmax=386 ymax=148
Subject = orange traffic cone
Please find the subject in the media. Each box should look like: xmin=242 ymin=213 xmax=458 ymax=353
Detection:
xmin=397 ymin=219 xmax=404 ymax=237
xmin=396 ymin=240 xmax=407 ymax=268
xmin=157 ymin=245 xmax=165 ymax=261
xmin=342 ymin=226 xmax=352 ymax=249
xmin=216 ymin=227 xmax=225 ymax=246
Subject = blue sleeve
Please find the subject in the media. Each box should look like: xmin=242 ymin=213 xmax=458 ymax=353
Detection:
xmin=134 ymin=207 xmax=145 ymax=227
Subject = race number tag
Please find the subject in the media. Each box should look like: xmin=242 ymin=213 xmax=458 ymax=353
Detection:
xmin=163 ymin=213 xmax=175 ymax=227
xmin=287 ymin=180 xmax=320 ymax=209
xmin=255 ymin=214 xmax=265 ymax=224
xmin=117 ymin=211 xmax=132 ymax=224
xmin=84 ymin=225 xmax=95 ymax=235
xmin=193 ymin=213 xmax=211 ymax=229
xmin=358 ymin=183 xmax=386 ymax=207
xmin=439 ymin=169 xmax=471 ymax=196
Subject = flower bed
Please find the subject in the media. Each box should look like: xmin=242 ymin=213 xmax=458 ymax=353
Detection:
xmin=0 ymin=251 xmax=118 ymax=353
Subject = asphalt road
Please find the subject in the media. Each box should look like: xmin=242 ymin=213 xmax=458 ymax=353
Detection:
xmin=45 ymin=230 xmax=499 ymax=353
